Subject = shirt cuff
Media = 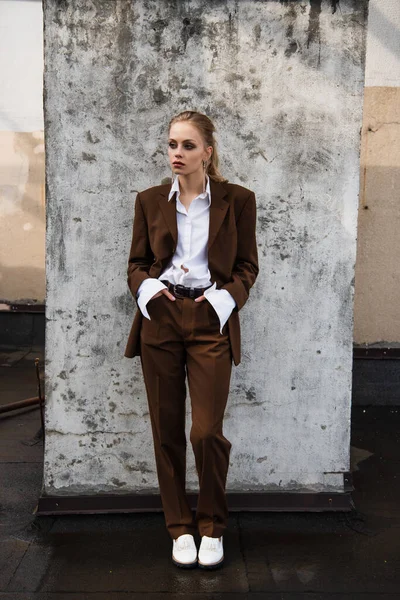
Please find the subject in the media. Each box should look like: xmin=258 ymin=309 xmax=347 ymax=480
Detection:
xmin=136 ymin=278 xmax=168 ymax=320
xmin=203 ymin=282 xmax=237 ymax=334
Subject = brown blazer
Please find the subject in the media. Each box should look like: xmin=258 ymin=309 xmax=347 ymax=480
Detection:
xmin=124 ymin=177 xmax=259 ymax=366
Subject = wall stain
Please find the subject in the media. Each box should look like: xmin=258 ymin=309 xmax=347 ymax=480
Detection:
xmin=330 ymin=0 xmax=340 ymax=14
xmin=111 ymin=477 xmax=127 ymax=487
xmin=86 ymin=130 xmax=100 ymax=144
xmin=257 ymin=456 xmax=269 ymax=463
xmin=307 ymin=0 xmax=322 ymax=51
xmin=181 ymin=17 xmax=203 ymax=51
xmin=82 ymin=152 xmax=96 ymax=162
xmin=153 ymin=87 xmax=169 ymax=104
xmin=112 ymin=293 xmax=133 ymax=316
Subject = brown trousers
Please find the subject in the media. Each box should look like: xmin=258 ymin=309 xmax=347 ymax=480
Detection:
xmin=139 ymin=291 xmax=233 ymax=540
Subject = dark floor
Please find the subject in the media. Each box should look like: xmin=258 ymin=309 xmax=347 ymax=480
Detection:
xmin=1 ymin=345 xmax=399 ymax=599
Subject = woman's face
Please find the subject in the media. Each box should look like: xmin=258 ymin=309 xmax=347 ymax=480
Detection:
xmin=168 ymin=122 xmax=212 ymax=177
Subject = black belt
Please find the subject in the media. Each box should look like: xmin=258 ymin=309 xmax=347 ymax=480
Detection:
xmin=161 ymin=280 xmax=213 ymax=299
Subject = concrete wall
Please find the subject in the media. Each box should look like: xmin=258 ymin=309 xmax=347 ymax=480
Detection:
xmin=43 ymin=0 xmax=368 ymax=496
xmin=0 ymin=0 xmax=45 ymax=305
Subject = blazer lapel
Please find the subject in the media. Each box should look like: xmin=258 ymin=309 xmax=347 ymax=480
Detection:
xmin=157 ymin=186 xmax=178 ymax=246
xmin=157 ymin=178 xmax=229 ymax=251
xmin=207 ymin=178 xmax=229 ymax=249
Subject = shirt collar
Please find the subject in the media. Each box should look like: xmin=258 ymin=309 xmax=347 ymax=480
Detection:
xmin=168 ymin=174 xmax=211 ymax=204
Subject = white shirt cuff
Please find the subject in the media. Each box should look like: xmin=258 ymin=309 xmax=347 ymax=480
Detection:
xmin=136 ymin=278 xmax=168 ymax=320
xmin=203 ymin=282 xmax=237 ymax=334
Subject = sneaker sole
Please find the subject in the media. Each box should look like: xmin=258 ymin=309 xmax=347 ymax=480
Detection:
xmin=172 ymin=556 xmax=198 ymax=569
xmin=197 ymin=555 xmax=224 ymax=569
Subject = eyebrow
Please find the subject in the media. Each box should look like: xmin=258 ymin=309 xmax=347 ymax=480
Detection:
xmin=168 ymin=138 xmax=197 ymax=143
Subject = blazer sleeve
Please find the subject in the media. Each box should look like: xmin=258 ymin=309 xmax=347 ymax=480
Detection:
xmin=127 ymin=192 xmax=153 ymax=304
xmin=220 ymin=191 xmax=259 ymax=311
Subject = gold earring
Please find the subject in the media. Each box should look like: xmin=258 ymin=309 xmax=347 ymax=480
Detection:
xmin=202 ymin=160 xmax=208 ymax=193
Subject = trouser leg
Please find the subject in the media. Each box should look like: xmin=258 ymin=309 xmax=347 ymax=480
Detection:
xmin=139 ymin=295 xmax=196 ymax=540
xmin=186 ymin=299 xmax=233 ymax=538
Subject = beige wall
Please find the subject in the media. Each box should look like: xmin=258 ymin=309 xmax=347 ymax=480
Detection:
xmin=354 ymin=0 xmax=400 ymax=345
xmin=0 ymin=131 xmax=45 ymax=302
xmin=355 ymin=88 xmax=400 ymax=344
xmin=0 ymin=1 xmax=45 ymax=305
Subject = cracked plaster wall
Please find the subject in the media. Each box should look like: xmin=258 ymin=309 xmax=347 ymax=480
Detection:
xmin=43 ymin=0 xmax=368 ymax=496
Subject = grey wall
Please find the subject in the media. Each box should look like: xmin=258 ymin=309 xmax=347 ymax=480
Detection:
xmin=43 ymin=0 xmax=368 ymax=496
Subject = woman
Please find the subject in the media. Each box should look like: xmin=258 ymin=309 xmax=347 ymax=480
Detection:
xmin=125 ymin=110 xmax=258 ymax=569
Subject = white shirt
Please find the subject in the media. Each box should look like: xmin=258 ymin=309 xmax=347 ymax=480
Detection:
xmin=136 ymin=174 xmax=236 ymax=333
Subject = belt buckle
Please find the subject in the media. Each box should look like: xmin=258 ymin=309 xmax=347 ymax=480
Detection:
xmin=173 ymin=284 xmax=187 ymax=299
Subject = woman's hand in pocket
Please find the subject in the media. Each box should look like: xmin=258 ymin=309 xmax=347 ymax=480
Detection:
xmin=150 ymin=288 xmax=176 ymax=302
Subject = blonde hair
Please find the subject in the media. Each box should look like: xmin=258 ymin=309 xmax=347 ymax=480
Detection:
xmin=168 ymin=110 xmax=228 ymax=183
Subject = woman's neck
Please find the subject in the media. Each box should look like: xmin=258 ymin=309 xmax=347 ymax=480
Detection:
xmin=177 ymin=171 xmax=207 ymax=196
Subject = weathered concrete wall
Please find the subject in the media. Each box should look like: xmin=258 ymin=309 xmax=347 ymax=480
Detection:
xmin=43 ymin=0 xmax=368 ymax=496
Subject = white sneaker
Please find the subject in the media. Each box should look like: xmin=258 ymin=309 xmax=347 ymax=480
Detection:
xmin=198 ymin=535 xmax=224 ymax=569
xmin=172 ymin=533 xmax=198 ymax=568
